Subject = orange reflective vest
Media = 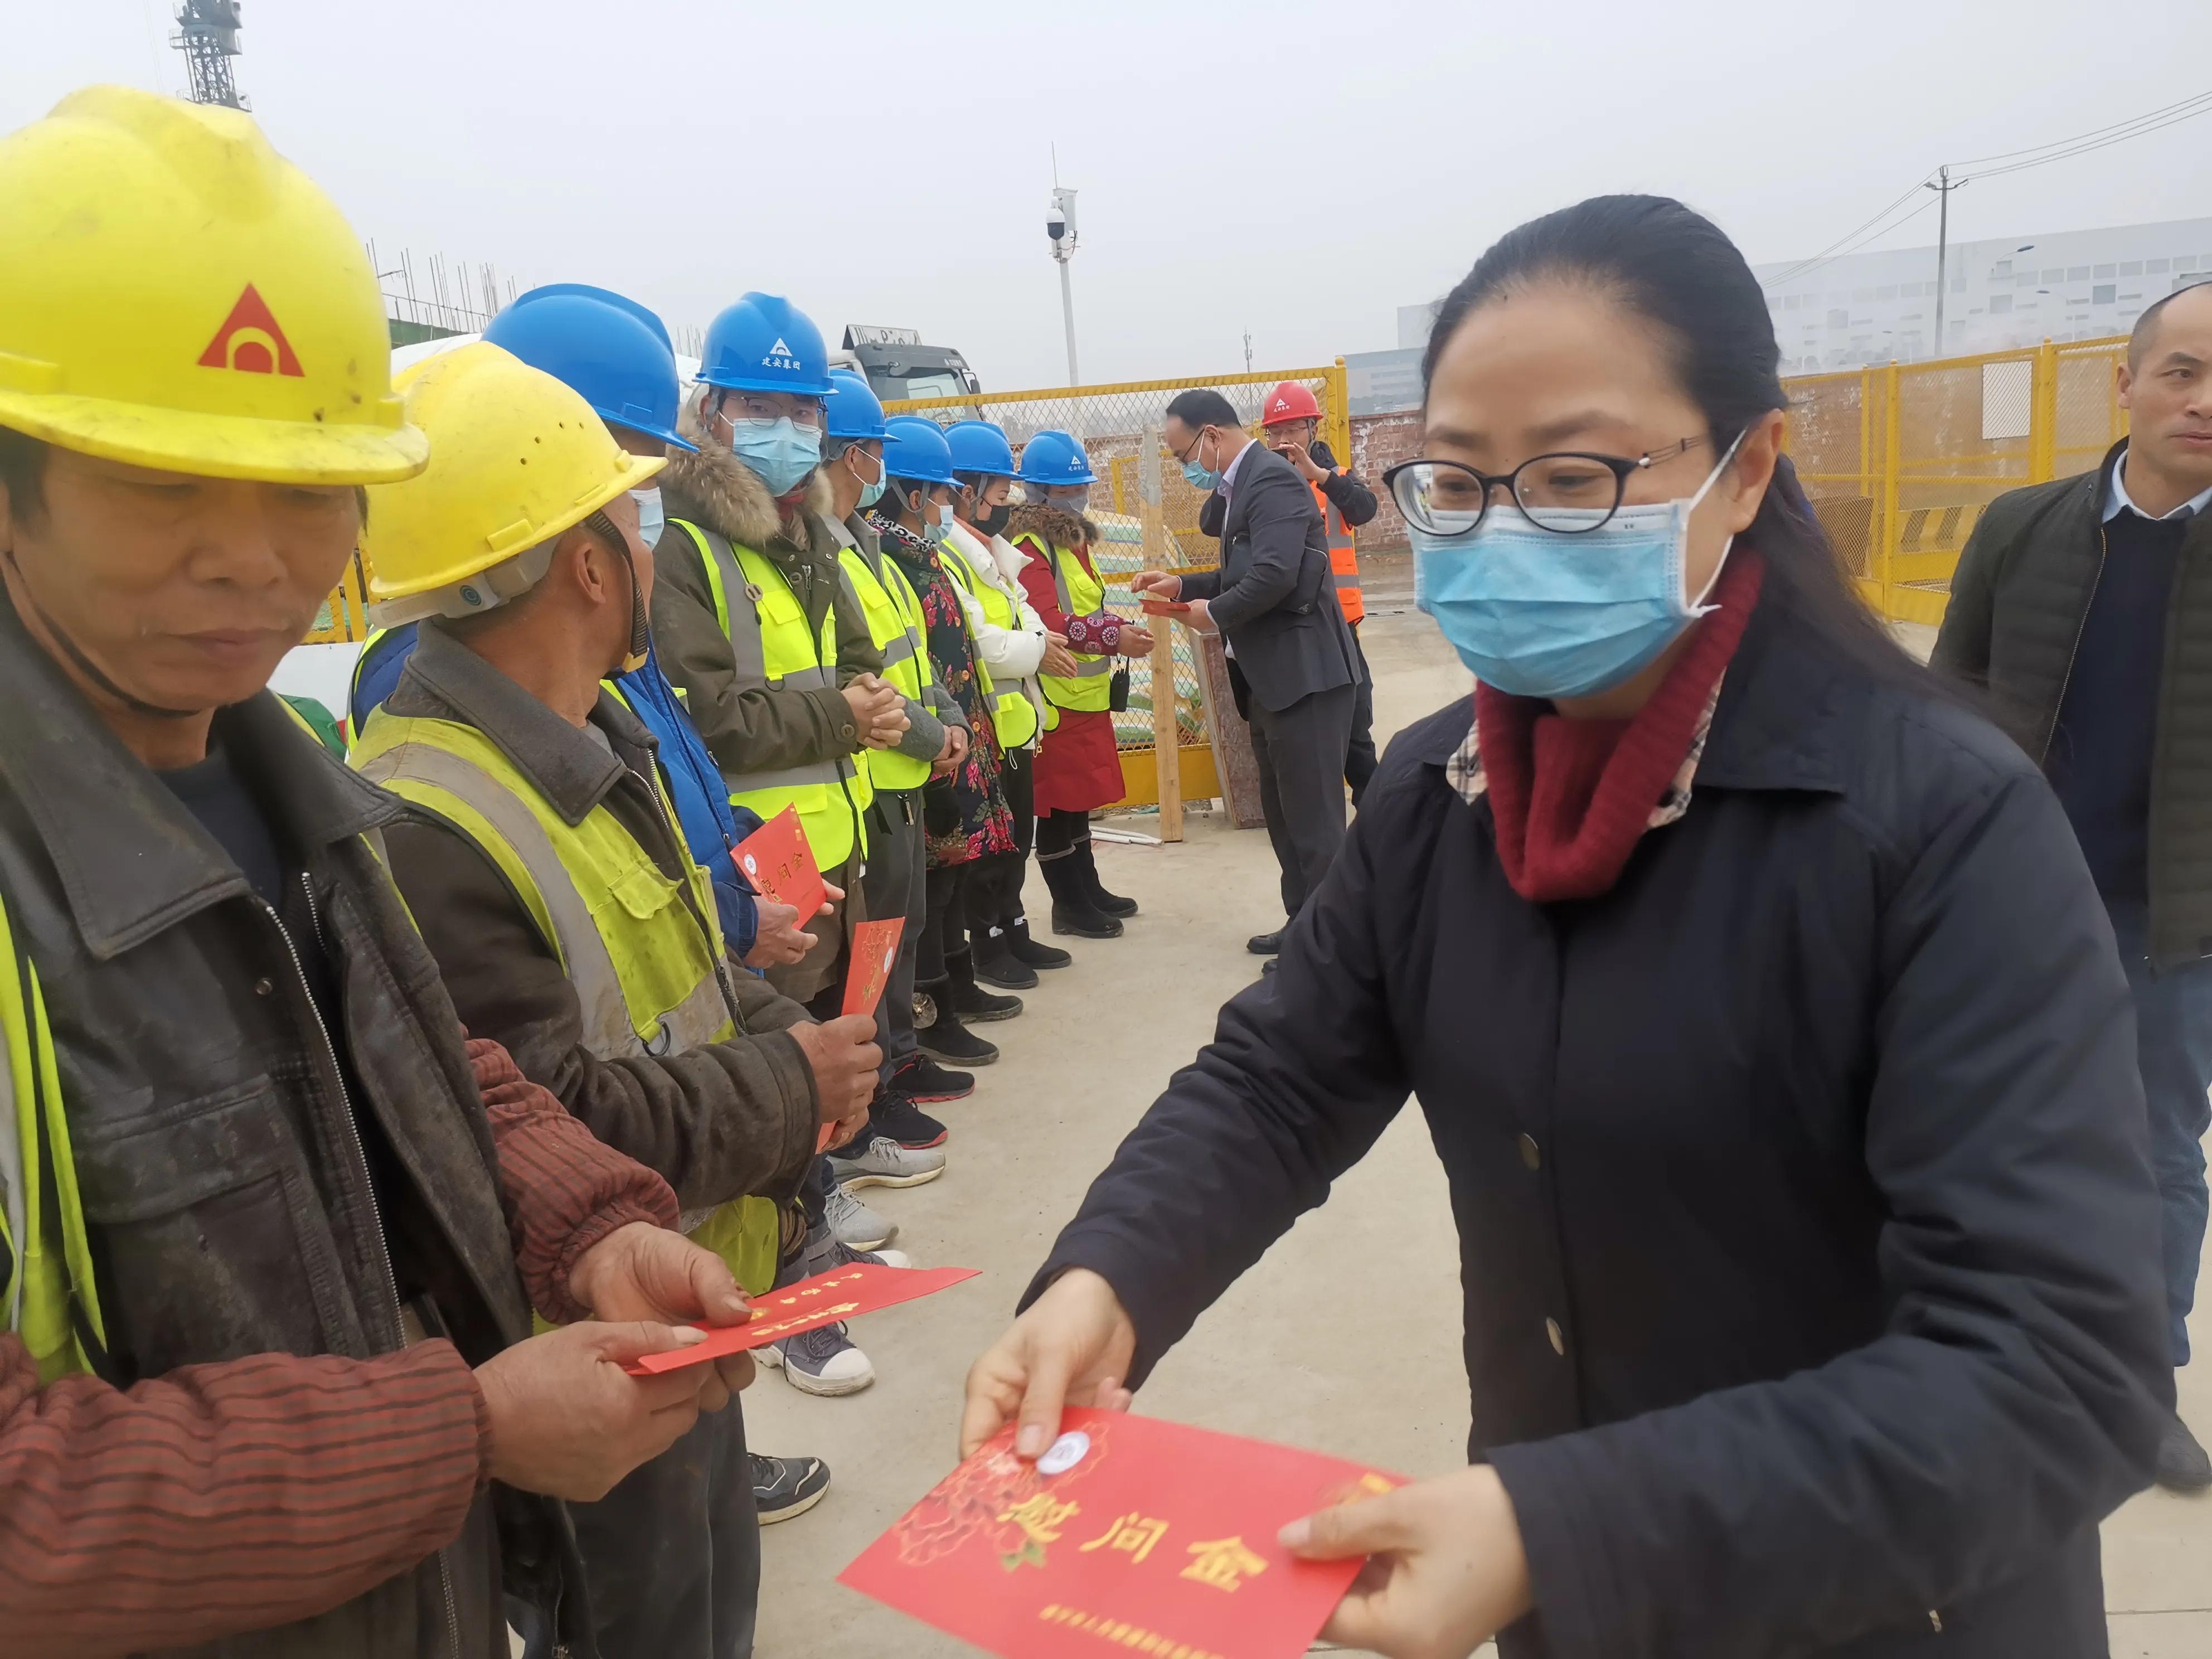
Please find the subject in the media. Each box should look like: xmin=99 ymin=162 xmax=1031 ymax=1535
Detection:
xmin=1313 ymin=478 xmax=1363 ymax=625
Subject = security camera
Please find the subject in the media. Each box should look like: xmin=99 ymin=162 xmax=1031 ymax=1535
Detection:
xmin=1046 ymin=213 xmax=1068 ymax=244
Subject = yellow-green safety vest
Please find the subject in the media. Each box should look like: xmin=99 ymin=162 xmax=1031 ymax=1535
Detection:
xmin=350 ymin=712 xmax=781 ymax=1297
xmin=0 ymin=893 xmax=106 ymax=1383
xmin=940 ymin=549 xmax=1044 ymax=749
xmin=837 ymin=540 xmax=936 ymax=793
xmin=1013 ymin=531 xmax=1114 ymax=713
xmin=667 ymin=519 xmax=872 ymax=871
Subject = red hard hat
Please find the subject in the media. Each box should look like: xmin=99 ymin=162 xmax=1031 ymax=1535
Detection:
xmin=1260 ymin=380 xmax=1321 ymax=428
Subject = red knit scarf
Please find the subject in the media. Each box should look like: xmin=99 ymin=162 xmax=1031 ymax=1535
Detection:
xmin=1477 ymin=551 xmax=1764 ymax=903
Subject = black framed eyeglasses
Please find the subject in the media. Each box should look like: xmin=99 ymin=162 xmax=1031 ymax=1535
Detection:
xmin=1382 ymin=435 xmax=1709 ymax=536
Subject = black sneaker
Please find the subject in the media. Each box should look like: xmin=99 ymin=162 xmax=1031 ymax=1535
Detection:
xmin=2156 ymin=1413 xmax=2212 ymax=1492
xmin=751 ymin=1452 xmax=832 ymax=1524
xmin=948 ymin=950 xmax=1023 ymax=1022
xmin=919 ymin=1013 xmax=998 ymax=1065
xmin=894 ymin=1052 xmax=974 ymax=1103
xmin=870 ymin=1088 xmax=948 ymax=1149
xmin=973 ymin=932 xmax=1040 ymax=990
xmin=1005 ymin=919 xmax=1072 ymax=970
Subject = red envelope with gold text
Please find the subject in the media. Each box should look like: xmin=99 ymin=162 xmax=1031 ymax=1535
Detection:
xmin=622 ymin=1264 xmax=977 ymax=1376
xmin=840 ymin=1409 xmax=1401 ymax=1659
xmin=842 ymin=917 xmax=906 ymax=1018
xmin=733 ymin=805 xmax=826 ymax=923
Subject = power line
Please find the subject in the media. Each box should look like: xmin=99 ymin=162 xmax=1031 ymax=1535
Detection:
xmin=1956 ymin=98 xmax=2212 ymax=183
xmin=1760 ymin=177 xmax=1934 ymax=288
xmin=1948 ymin=88 xmax=2212 ymax=171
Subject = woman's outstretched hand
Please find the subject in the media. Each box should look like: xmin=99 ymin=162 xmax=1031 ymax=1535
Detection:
xmin=960 ymin=1267 xmax=1137 ymax=1459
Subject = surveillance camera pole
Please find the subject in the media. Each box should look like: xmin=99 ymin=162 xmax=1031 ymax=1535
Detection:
xmin=1050 ymin=183 xmax=1081 ymax=386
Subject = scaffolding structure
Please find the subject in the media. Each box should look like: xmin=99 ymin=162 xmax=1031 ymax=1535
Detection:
xmin=173 ymin=1 xmax=248 ymax=110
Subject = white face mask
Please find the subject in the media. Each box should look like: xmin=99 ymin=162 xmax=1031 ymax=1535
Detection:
xmin=629 ymin=486 xmax=664 ymax=554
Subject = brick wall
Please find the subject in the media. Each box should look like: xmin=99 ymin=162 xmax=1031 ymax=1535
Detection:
xmin=1349 ymin=411 xmax=1420 ymax=551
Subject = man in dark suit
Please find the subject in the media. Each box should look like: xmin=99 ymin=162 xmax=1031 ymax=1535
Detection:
xmin=1138 ymin=389 xmax=1362 ymax=955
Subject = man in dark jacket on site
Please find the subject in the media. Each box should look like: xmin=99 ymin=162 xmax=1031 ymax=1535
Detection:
xmin=1934 ymin=279 xmax=2212 ymax=1490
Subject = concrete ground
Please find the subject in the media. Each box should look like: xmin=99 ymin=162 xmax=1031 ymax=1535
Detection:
xmin=746 ymin=558 xmax=2212 ymax=1657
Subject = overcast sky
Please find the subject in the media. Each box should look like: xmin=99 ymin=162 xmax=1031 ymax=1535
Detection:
xmin=10 ymin=2 xmax=2211 ymax=390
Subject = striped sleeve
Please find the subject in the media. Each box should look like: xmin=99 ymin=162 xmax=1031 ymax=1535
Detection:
xmin=469 ymin=1036 xmax=680 ymax=1324
xmin=0 ymin=1333 xmax=486 ymax=1655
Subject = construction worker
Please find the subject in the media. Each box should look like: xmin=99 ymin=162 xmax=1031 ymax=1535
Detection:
xmin=940 ymin=418 xmax=1079 ymax=989
xmin=1007 ymin=430 xmax=1154 ymax=938
xmin=345 ymin=285 xmax=820 ymax=976
xmin=653 ymin=293 xmax=904 ymax=1010
xmin=1252 ymin=381 xmax=1381 ymax=801
xmin=865 ymin=418 xmax=1023 ymax=1065
xmin=351 ymin=343 xmax=886 ymax=1655
xmin=0 ymin=86 xmax=749 ymax=1655
xmin=814 ymin=368 xmax=973 ymax=1153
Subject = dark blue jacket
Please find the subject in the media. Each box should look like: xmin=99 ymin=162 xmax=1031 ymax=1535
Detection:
xmin=1030 ymin=591 xmax=2167 ymax=1658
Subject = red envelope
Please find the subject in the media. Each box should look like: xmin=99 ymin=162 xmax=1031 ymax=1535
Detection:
xmin=733 ymin=805 xmax=826 ymax=923
xmin=1139 ymin=598 xmax=1192 ymax=617
xmin=623 ymin=1263 xmax=977 ymax=1376
xmin=843 ymin=917 xmax=906 ymax=1018
xmin=840 ymin=1409 xmax=1403 ymax=1659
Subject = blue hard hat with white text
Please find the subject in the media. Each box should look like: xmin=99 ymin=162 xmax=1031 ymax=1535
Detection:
xmin=698 ymin=293 xmax=834 ymax=397
xmin=826 ymin=368 xmax=887 ymax=441
xmin=945 ymin=419 xmax=1016 ymax=478
xmin=484 ymin=283 xmax=697 ymax=452
xmin=881 ymin=416 xmax=959 ymax=487
xmin=1017 ymin=428 xmax=1096 ymax=485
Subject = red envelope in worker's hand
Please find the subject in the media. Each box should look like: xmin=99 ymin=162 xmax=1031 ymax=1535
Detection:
xmin=1139 ymin=597 xmax=1192 ymax=617
xmin=840 ymin=1408 xmax=1403 ymax=1659
xmin=733 ymin=806 xmax=826 ymax=922
xmin=624 ymin=1263 xmax=978 ymax=1376
xmin=843 ymin=918 xmax=905 ymax=1019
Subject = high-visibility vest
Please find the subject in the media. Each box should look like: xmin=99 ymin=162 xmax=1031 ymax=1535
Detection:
xmin=837 ymin=540 xmax=936 ymax=793
xmin=1013 ymin=532 xmax=1114 ymax=713
xmin=666 ymin=518 xmax=873 ymax=871
xmin=1314 ymin=479 xmax=1364 ymax=626
xmin=0 ymin=892 xmax=106 ymax=1383
xmin=351 ymin=712 xmax=782 ymax=1296
xmin=939 ymin=546 xmax=1045 ymax=749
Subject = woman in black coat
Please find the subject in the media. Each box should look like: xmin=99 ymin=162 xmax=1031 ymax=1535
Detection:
xmin=961 ymin=197 xmax=2170 ymax=1659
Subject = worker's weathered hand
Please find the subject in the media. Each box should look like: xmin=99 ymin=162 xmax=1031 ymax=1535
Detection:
xmin=934 ymin=725 xmax=971 ymax=769
xmin=1041 ymin=641 xmax=1081 ymax=678
xmin=1282 ymin=1464 xmax=1533 ymax=1659
xmin=825 ymin=1102 xmax=871 ymax=1152
xmin=865 ymin=702 xmax=912 ymax=750
xmin=961 ymin=1267 xmax=1137 ymax=1460
xmin=1130 ymin=570 xmax=1182 ymax=600
xmin=566 ymin=1222 xmax=755 ymax=1408
xmin=789 ymin=1013 xmax=881 ymax=1122
xmin=1116 ymin=623 xmax=1156 ymax=657
xmin=842 ymin=676 xmax=905 ymax=737
xmin=743 ymin=896 xmax=817 ymax=969
xmin=1281 ymin=440 xmax=1329 ymax=484
xmin=476 ymin=1322 xmax=716 ymax=1502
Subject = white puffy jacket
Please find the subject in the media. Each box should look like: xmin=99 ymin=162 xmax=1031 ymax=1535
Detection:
xmin=943 ymin=520 xmax=1052 ymax=744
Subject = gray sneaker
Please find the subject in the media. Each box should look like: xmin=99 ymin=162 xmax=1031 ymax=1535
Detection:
xmin=759 ymin=1320 xmax=875 ymax=1396
xmin=750 ymin=1452 xmax=831 ymax=1525
xmin=825 ymin=1181 xmax=898 ymax=1252
xmin=829 ymin=1130 xmax=947 ymax=1191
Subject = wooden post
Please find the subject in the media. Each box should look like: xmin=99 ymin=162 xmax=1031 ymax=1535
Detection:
xmin=1137 ymin=421 xmax=1183 ymax=841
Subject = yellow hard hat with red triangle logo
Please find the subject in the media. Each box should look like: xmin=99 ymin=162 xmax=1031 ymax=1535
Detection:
xmin=0 ymin=86 xmax=426 ymax=484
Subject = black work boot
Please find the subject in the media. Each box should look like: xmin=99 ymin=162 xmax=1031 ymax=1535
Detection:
xmin=1042 ymin=852 xmax=1121 ymax=939
xmin=1076 ymin=838 xmax=1138 ymax=918
xmin=1005 ymin=916 xmax=1072 ymax=969
xmin=948 ymin=948 xmax=1023 ymax=1021
xmin=914 ymin=976 xmax=999 ymax=1065
xmin=972 ymin=923 xmax=1040 ymax=990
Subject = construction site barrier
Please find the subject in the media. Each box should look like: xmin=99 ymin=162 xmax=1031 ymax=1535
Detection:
xmin=1786 ymin=335 xmax=2129 ymax=627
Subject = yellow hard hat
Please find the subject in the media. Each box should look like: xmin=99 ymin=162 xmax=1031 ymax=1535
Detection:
xmin=0 ymin=86 xmax=425 ymax=485
xmin=365 ymin=342 xmax=664 ymax=624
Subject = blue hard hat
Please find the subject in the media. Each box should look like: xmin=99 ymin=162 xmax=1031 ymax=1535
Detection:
xmin=881 ymin=416 xmax=959 ymax=488
xmin=944 ymin=419 xmax=1016 ymax=478
xmin=826 ymin=368 xmax=887 ymax=442
xmin=1016 ymin=428 xmax=1097 ymax=486
xmin=484 ymin=283 xmax=697 ymax=452
xmin=697 ymin=292 xmax=834 ymax=397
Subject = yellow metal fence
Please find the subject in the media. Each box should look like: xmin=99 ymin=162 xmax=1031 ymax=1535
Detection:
xmin=1786 ymin=336 xmax=2128 ymax=627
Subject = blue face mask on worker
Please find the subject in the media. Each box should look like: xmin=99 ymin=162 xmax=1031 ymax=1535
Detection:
xmin=925 ymin=494 xmax=957 ymax=546
xmin=629 ymin=486 xmax=664 ymax=555
xmin=1179 ymin=427 xmax=1223 ymax=492
xmin=1410 ymin=433 xmax=1745 ymax=701
xmin=849 ymin=444 xmax=887 ymax=509
xmin=721 ymin=406 xmax=821 ymax=496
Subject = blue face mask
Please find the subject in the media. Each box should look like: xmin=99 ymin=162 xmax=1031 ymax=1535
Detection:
xmin=1179 ymin=429 xmax=1221 ymax=492
xmin=924 ymin=497 xmax=956 ymax=546
xmin=848 ymin=444 xmax=887 ymax=510
xmin=724 ymin=414 xmax=821 ymax=497
xmin=1411 ymin=436 xmax=1743 ymax=700
xmin=629 ymin=486 xmax=664 ymax=554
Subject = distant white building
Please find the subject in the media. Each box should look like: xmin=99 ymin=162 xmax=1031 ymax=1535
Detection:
xmin=1753 ymin=216 xmax=2212 ymax=373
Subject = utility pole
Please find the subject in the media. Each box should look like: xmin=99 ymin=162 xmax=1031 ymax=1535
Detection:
xmin=1243 ymin=331 xmax=1254 ymax=373
xmin=1047 ymin=149 xmax=1081 ymax=386
xmin=1924 ymin=166 xmax=1964 ymax=356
